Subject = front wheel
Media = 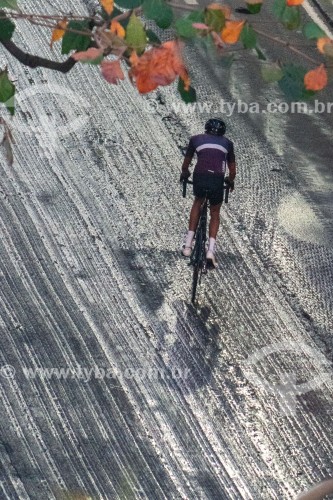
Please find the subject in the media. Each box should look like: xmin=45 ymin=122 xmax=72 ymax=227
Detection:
xmin=191 ymin=264 xmax=200 ymax=304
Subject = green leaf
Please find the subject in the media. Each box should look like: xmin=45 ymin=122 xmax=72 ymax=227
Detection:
xmin=61 ymin=20 xmax=91 ymax=55
xmin=278 ymin=64 xmax=315 ymax=101
xmin=175 ymin=8 xmax=205 ymax=37
xmin=261 ymin=63 xmax=283 ymax=82
xmin=191 ymin=36 xmax=211 ymax=60
xmin=0 ymin=0 xmax=18 ymax=10
xmin=204 ymin=8 xmax=225 ymax=32
xmin=281 ymin=5 xmax=301 ymax=30
xmin=175 ymin=17 xmax=197 ymax=38
xmin=143 ymin=0 xmax=173 ymax=29
xmin=125 ymin=13 xmax=147 ymax=54
xmin=255 ymin=46 xmax=266 ymax=60
xmin=0 ymin=17 xmax=15 ymax=41
xmin=246 ymin=2 xmax=262 ymax=14
xmin=302 ymin=22 xmax=326 ymax=39
xmin=0 ymin=68 xmax=15 ymax=115
xmin=111 ymin=6 xmax=123 ymax=17
xmin=273 ymin=0 xmax=300 ymax=29
xmin=240 ymin=24 xmax=257 ymax=48
xmin=178 ymin=78 xmax=196 ymax=103
xmin=272 ymin=0 xmax=286 ymax=19
xmin=116 ymin=0 xmax=143 ymax=7
xmin=195 ymin=34 xmax=216 ymax=55
xmin=146 ymin=29 xmax=161 ymax=45
xmin=188 ymin=9 xmax=205 ymax=22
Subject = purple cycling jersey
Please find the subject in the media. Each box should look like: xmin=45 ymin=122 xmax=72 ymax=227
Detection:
xmin=185 ymin=133 xmax=235 ymax=177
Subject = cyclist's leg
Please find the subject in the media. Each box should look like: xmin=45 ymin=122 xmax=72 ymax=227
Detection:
xmin=209 ymin=202 xmax=222 ymax=239
xmin=208 ymin=177 xmax=224 ymax=242
xmin=182 ymin=174 xmax=206 ymax=256
xmin=191 ymin=173 xmax=211 ymax=232
xmin=207 ymin=184 xmax=224 ymax=267
xmin=182 ymin=197 xmax=204 ymax=256
xmin=189 ymin=197 xmax=205 ymax=232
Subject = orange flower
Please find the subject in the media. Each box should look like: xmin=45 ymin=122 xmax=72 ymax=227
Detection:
xmin=304 ymin=64 xmax=328 ymax=91
xmin=129 ymin=40 xmax=190 ymax=93
xmin=50 ymin=19 xmax=68 ymax=48
xmin=286 ymin=0 xmax=303 ymax=5
xmin=110 ymin=20 xmax=126 ymax=39
xmin=100 ymin=0 xmax=114 ymax=15
xmin=221 ymin=20 xmax=245 ymax=44
xmin=317 ymin=37 xmax=333 ymax=54
xmin=129 ymin=51 xmax=140 ymax=66
xmin=180 ymin=73 xmax=191 ymax=92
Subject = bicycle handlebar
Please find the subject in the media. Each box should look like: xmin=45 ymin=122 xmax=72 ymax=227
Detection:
xmin=182 ymin=178 xmax=231 ymax=203
xmin=182 ymin=178 xmax=193 ymax=197
xmin=225 ymin=183 xmax=230 ymax=204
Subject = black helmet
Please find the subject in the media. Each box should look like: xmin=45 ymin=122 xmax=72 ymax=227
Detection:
xmin=205 ymin=118 xmax=226 ymax=136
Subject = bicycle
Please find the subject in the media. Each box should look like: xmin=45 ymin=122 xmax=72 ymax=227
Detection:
xmin=182 ymin=178 xmax=231 ymax=304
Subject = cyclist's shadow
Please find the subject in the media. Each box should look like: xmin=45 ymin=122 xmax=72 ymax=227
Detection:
xmin=119 ymin=247 xmax=229 ymax=393
xmin=157 ymin=299 xmax=223 ymax=394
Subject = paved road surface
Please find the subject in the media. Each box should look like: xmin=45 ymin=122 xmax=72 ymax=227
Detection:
xmin=0 ymin=0 xmax=333 ymax=498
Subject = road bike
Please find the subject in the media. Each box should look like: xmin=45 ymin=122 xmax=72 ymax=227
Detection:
xmin=182 ymin=178 xmax=231 ymax=304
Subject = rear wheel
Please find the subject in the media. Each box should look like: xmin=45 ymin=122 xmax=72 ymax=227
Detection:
xmin=190 ymin=227 xmax=203 ymax=304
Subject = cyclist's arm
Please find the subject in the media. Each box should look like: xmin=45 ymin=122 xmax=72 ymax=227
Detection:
xmin=228 ymin=162 xmax=236 ymax=182
xmin=181 ymin=155 xmax=193 ymax=175
xmin=227 ymin=142 xmax=236 ymax=182
xmin=181 ymin=139 xmax=195 ymax=176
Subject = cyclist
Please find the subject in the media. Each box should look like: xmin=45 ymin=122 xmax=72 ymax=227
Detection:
xmin=180 ymin=118 xmax=236 ymax=268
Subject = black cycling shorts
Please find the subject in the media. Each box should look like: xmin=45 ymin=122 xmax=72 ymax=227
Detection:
xmin=193 ymin=173 xmax=225 ymax=206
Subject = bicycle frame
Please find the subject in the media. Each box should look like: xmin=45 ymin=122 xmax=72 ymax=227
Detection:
xmin=182 ymin=177 xmax=231 ymax=304
xmin=190 ymin=195 xmax=209 ymax=303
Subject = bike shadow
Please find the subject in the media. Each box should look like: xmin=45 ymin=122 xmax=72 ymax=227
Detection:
xmin=155 ymin=300 xmax=224 ymax=394
xmin=118 ymin=246 xmax=234 ymax=394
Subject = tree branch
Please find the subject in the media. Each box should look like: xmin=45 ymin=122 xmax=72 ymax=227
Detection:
xmin=253 ymin=28 xmax=320 ymax=65
xmin=0 ymin=39 xmax=77 ymax=73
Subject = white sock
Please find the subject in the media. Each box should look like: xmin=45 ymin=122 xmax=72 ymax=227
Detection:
xmin=185 ymin=230 xmax=195 ymax=248
xmin=208 ymin=237 xmax=216 ymax=252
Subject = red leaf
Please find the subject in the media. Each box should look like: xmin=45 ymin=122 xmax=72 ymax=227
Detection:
xmin=286 ymin=0 xmax=303 ymax=5
xmin=101 ymin=60 xmax=125 ymax=84
xmin=129 ymin=40 xmax=189 ymax=94
xmin=304 ymin=64 xmax=328 ymax=91
xmin=73 ymin=48 xmax=103 ymax=62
